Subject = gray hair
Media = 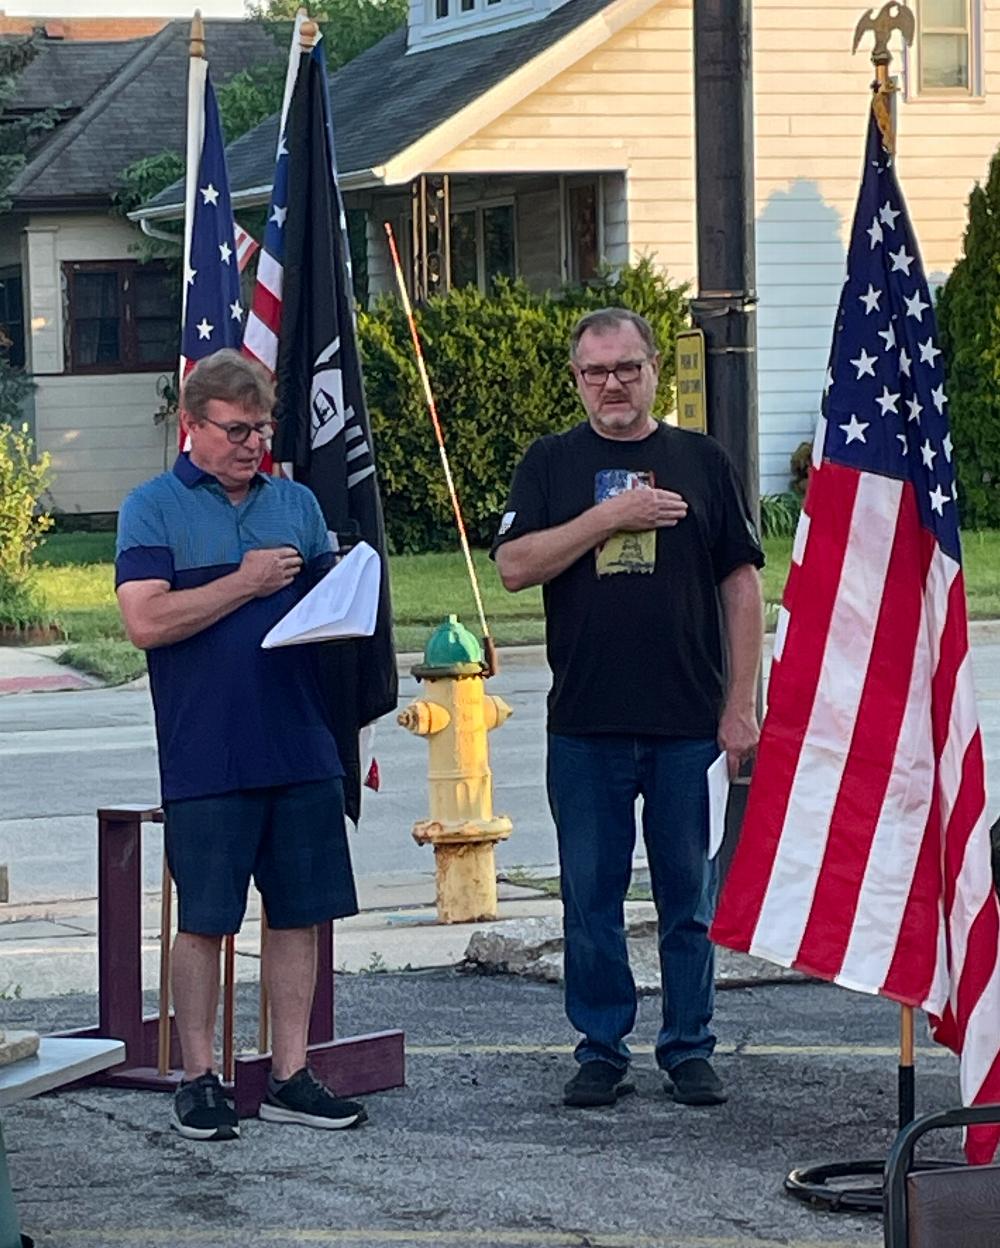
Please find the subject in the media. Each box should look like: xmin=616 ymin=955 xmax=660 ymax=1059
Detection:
xmin=181 ymin=349 xmax=275 ymax=422
xmin=569 ymin=308 xmax=658 ymax=361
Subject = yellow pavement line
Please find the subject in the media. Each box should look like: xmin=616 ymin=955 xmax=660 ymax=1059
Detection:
xmin=45 ymin=1232 xmax=876 ymax=1248
xmin=405 ymin=1041 xmax=949 ymax=1059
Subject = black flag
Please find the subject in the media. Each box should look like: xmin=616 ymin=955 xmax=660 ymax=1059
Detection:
xmin=273 ymin=45 xmax=397 ymax=822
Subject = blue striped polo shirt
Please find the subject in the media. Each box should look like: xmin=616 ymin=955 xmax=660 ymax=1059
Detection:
xmin=116 ymin=453 xmax=343 ymax=802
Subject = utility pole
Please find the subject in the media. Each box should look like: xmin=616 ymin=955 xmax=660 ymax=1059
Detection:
xmin=691 ymin=1 xmax=759 ymax=520
xmin=691 ymin=2 xmax=759 ymax=873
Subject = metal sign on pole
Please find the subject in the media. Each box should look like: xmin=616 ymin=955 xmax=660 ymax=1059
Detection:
xmin=674 ymin=328 xmax=707 ymax=433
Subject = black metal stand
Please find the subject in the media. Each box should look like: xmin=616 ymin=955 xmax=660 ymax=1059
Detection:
xmin=785 ymin=1059 xmax=916 ymax=1213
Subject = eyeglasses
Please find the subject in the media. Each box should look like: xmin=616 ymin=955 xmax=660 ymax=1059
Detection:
xmin=201 ymin=416 xmax=277 ymax=444
xmin=577 ymin=360 xmax=648 ymax=387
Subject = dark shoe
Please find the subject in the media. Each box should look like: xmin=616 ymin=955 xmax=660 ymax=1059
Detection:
xmin=665 ymin=1057 xmax=727 ymax=1106
xmin=171 ymin=1071 xmax=240 ymax=1141
xmin=563 ymin=1060 xmax=635 ymax=1108
xmin=259 ymin=1067 xmax=367 ymax=1130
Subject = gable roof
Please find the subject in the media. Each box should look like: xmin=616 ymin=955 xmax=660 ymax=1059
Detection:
xmin=140 ymin=0 xmax=650 ymax=218
xmin=9 ymin=19 xmax=283 ymax=211
xmin=11 ymin=37 xmax=144 ymax=113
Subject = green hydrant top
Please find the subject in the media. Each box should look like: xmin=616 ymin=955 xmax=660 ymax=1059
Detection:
xmin=412 ymin=614 xmax=484 ymax=679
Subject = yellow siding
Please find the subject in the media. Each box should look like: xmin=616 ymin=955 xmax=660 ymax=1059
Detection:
xmin=439 ymin=1 xmax=695 ymax=283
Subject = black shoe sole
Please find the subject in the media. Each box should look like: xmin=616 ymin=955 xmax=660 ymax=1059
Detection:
xmin=563 ymin=1080 xmax=636 ymax=1108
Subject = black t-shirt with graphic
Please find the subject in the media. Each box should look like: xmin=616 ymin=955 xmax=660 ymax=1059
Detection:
xmin=491 ymin=421 xmax=764 ymax=738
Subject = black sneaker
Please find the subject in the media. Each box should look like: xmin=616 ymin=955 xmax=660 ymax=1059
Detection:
xmin=665 ymin=1057 xmax=727 ymax=1106
xmin=563 ymin=1060 xmax=636 ymax=1108
xmin=171 ymin=1072 xmax=240 ymax=1141
xmin=259 ymin=1067 xmax=367 ymax=1130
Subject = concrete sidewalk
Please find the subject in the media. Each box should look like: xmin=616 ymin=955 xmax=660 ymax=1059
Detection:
xmin=0 ymin=644 xmax=96 ymax=695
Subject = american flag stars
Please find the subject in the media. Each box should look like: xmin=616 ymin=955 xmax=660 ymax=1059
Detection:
xmin=179 ymin=72 xmax=243 ymax=382
xmin=821 ymin=120 xmax=958 ymax=559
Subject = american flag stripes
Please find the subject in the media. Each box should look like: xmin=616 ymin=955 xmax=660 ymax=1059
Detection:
xmin=241 ymin=12 xmax=304 ymax=377
xmin=233 ymin=223 xmax=260 ymax=274
xmin=711 ymin=108 xmax=1000 ymax=1165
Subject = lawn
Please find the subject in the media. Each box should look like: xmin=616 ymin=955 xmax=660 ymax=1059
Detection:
xmin=30 ymin=528 xmax=1000 ymax=685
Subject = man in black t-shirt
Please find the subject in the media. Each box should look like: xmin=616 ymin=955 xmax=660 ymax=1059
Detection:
xmin=492 ymin=308 xmax=764 ymax=1111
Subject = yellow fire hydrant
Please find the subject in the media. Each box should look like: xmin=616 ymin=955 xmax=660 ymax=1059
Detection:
xmin=397 ymin=615 xmax=513 ymax=924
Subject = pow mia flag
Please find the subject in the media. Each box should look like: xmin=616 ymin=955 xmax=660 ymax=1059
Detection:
xmin=273 ymin=42 xmax=397 ymax=823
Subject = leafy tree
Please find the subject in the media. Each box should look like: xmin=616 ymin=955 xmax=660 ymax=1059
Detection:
xmin=0 ymin=35 xmax=59 ymax=211
xmin=248 ymin=0 xmax=408 ymax=72
xmin=936 ymin=148 xmax=1000 ymax=529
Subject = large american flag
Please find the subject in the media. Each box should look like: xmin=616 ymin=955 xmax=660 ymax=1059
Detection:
xmin=711 ymin=106 xmax=1000 ymax=1164
xmin=179 ymin=68 xmax=244 ymax=383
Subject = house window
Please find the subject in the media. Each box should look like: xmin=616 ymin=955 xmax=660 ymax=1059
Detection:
xmin=0 ymin=270 xmax=25 ymax=369
xmin=917 ymin=0 xmax=978 ymax=93
xmin=449 ymin=203 xmax=515 ymax=292
xmin=435 ymin=0 xmax=448 ymax=15
xmin=63 ymin=260 xmax=177 ymax=374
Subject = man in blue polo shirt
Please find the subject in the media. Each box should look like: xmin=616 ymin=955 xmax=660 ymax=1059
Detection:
xmin=116 ymin=349 xmax=366 ymax=1142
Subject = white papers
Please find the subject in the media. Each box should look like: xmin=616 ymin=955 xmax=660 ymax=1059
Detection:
xmin=261 ymin=541 xmax=380 ymax=649
xmin=707 ymin=752 xmax=730 ymax=861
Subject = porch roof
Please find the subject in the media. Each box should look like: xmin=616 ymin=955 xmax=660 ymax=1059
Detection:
xmin=138 ymin=0 xmax=637 ymax=220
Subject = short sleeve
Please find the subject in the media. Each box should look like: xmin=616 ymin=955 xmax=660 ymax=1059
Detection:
xmin=490 ymin=440 xmax=550 ymax=559
xmin=299 ymin=489 xmax=335 ymax=562
xmin=115 ymin=489 xmax=174 ymax=587
xmin=710 ymin=447 xmax=765 ymax=584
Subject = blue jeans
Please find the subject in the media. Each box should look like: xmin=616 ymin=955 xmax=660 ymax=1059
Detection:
xmin=547 ymin=732 xmax=720 ymax=1073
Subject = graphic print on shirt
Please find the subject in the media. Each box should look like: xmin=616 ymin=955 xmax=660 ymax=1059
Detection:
xmin=594 ymin=469 xmax=655 ymax=576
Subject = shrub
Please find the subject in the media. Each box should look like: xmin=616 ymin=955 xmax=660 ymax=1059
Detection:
xmin=760 ymin=492 xmax=801 ymax=539
xmin=0 ymin=421 xmax=54 ymax=630
xmin=359 ymin=259 xmax=689 ymax=552
xmin=936 ymin=148 xmax=1000 ymax=529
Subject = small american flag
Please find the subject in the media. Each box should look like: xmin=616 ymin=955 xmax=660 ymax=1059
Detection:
xmin=711 ymin=106 xmax=1000 ymax=1165
xmin=179 ymin=68 xmax=244 ymax=385
xmin=241 ymin=21 xmax=299 ymax=378
xmin=233 ymin=223 xmax=260 ymax=274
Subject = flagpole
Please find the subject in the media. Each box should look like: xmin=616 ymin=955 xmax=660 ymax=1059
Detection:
xmin=852 ymin=0 xmax=919 ymax=1139
xmin=181 ymin=11 xmax=207 ymax=341
xmin=785 ymin=6 xmax=919 ymax=1211
xmin=383 ymin=221 xmax=498 ymax=677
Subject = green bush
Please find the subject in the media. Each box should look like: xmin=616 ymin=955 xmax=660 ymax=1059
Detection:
xmin=760 ymin=492 xmax=801 ymax=539
xmin=359 ymin=259 xmax=689 ymax=552
xmin=0 ymin=421 xmax=53 ymax=630
xmin=936 ymin=148 xmax=1000 ymax=529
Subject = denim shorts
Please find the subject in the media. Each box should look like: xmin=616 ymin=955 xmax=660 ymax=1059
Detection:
xmin=163 ymin=777 xmax=358 ymax=935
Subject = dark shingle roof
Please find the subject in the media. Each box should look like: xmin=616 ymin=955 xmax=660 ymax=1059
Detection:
xmin=10 ymin=20 xmax=284 ymax=209
xmin=143 ymin=0 xmax=614 ymax=215
xmin=10 ymin=37 xmax=144 ymax=113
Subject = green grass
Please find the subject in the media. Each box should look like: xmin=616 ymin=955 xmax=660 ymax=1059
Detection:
xmin=26 ymin=527 xmax=1000 ymax=684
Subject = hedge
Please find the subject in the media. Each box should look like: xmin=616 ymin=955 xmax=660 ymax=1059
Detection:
xmin=358 ymin=259 xmax=688 ymax=553
xmin=936 ymin=148 xmax=1000 ymax=529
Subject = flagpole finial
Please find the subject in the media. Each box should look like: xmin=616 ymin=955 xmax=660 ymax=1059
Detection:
xmin=190 ymin=10 xmax=205 ymax=59
xmin=852 ymin=3 xmax=915 ymax=153
xmin=300 ymin=15 xmax=319 ymax=48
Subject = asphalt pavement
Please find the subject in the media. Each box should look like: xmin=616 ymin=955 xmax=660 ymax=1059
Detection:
xmin=0 ymin=633 xmax=998 ymax=1246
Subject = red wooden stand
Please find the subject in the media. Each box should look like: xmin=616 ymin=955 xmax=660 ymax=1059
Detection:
xmin=58 ymin=806 xmax=405 ymax=1116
